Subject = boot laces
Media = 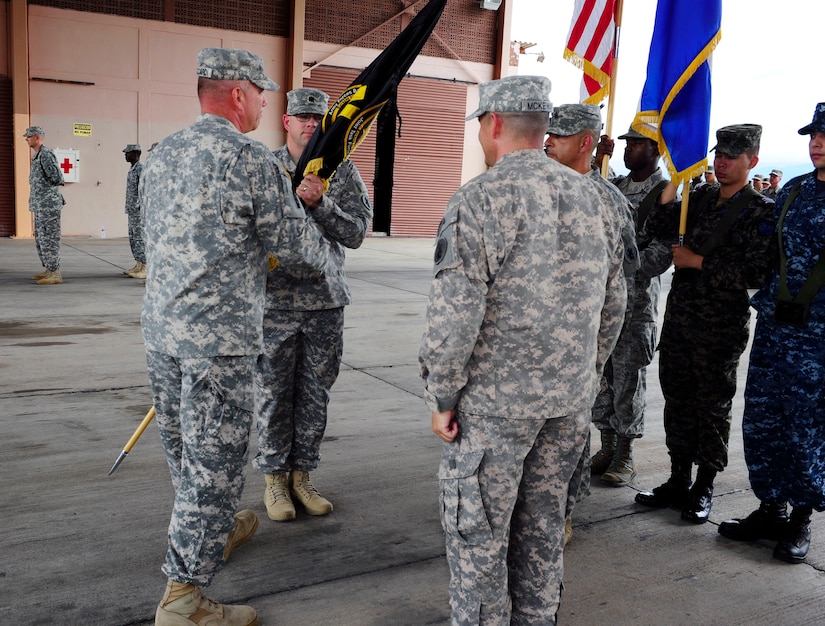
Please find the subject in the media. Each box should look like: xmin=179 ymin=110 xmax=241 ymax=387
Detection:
xmin=266 ymin=477 xmax=290 ymax=502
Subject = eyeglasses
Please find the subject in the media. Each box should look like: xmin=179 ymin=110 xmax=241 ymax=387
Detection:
xmin=290 ymin=113 xmax=323 ymax=123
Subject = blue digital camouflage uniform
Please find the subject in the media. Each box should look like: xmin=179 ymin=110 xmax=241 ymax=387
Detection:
xmin=253 ymin=145 xmax=373 ymax=474
xmin=141 ymin=113 xmax=331 ymax=587
xmin=29 ymin=144 xmax=65 ymax=271
xmin=420 ymin=148 xmax=626 ymax=624
xmin=745 ymin=172 xmax=825 ymax=510
xmin=124 ymin=158 xmax=145 ymax=264
xmin=591 ymin=168 xmax=673 ymax=438
xmin=659 ymin=184 xmax=775 ymax=471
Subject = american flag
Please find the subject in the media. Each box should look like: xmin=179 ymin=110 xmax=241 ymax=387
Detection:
xmin=563 ymin=0 xmax=617 ymax=104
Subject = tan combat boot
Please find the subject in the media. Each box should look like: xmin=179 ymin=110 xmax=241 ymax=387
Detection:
xmin=590 ymin=428 xmax=616 ymax=474
xmin=601 ymin=435 xmax=636 ymax=487
xmin=264 ymin=472 xmax=296 ymax=521
xmin=289 ymin=470 xmax=333 ymax=516
xmin=127 ymin=261 xmax=146 ymax=279
xmin=123 ymin=262 xmax=139 ymax=275
xmin=155 ymin=580 xmax=258 ymax=626
xmin=36 ymin=269 xmax=63 ymax=285
xmin=32 ymin=268 xmax=49 ymax=280
xmin=224 ymin=509 xmax=259 ymax=561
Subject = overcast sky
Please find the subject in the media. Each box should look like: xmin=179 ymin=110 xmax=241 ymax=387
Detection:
xmin=511 ymin=0 xmax=823 ymax=182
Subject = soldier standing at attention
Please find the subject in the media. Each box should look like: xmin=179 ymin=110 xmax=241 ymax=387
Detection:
xmin=254 ymin=88 xmax=373 ymax=522
xmin=762 ymin=168 xmax=783 ymax=199
xmin=122 ymin=143 xmax=146 ymax=279
xmin=588 ymin=125 xmax=675 ymax=486
xmin=420 ymin=76 xmax=627 ymax=625
xmin=141 ymin=47 xmax=331 ymax=626
xmin=718 ymin=104 xmax=825 ymax=564
xmin=635 ymin=124 xmax=775 ymax=524
xmin=25 ymin=126 xmax=65 ymax=285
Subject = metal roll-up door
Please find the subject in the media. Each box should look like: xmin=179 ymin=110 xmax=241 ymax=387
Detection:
xmin=0 ymin=77 xmax=14 ymax=237
xmin=306 ymin=68 xmax=466 ymax=237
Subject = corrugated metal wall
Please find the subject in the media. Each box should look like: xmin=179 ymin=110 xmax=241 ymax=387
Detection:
xmin=306 ymin=66 xmax=466 ymax=238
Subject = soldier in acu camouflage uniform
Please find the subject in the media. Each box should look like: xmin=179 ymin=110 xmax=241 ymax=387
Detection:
xmin=636 ymin=124 xmax=776 ymax=526
xmin=140 ymin=48 xmax=332 ymax=626
xmin=718 ymin=104 xmax=825 ymax=564
xmin=420 ymin=76 xmax=627 ymax=625
xmin=122 ymin=143 xmax=146 ymax=279
xmin=25 ymin=126 xmax=65 ymax=285
xmin=544 ymin=103 xmax=641 ymax=541
xmin=588 ymin=125 xmax=676 ymax=487
xmin=254 ymin=88 xmax=373 ymax=522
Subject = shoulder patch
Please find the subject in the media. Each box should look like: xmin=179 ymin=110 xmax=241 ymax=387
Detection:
xmin=432 ymin=213 xmax=460 ymax=277
xmin=757 ymin=219 xmax=776 ymax=237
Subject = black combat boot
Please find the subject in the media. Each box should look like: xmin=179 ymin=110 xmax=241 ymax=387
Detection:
xmin=681 ymin=465 xmax=716 ymax=524
xmin=773 ymin=506 xmax=813 ymax=564
xmin=718 ymin=501 xmax=788 ymax=541
xmin=635 ymin=459 xmax=691 ymax=508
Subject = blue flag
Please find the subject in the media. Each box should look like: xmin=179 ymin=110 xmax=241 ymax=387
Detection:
xmin=632 ymin=0 xmax=722 ymax=186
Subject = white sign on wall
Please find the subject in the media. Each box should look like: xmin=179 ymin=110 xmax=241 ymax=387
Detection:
xmin=53 ymin=148 xmax=80 ymax=183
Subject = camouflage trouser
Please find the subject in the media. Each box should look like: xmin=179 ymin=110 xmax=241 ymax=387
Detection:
xmin=566 ymin=430 xmax=590 ymax=518
xmin=33 ymin=207 xmax=61 ymax=271
xmin=253 ymin=307 xmax=344 ymax=474
xmin=591 ymin=320 xmax=656 ymax=438
xmin=437 ymin=410 xmax=589 ymax=625
xmin=743 ymin=316 xmax=825 ymax=511
xmin=658 ymin=299 xmax=749 ymax=471
xmin=126 ymin=209 xmax=146 ymax=263
xmin=145 ymin=349 xmax=255 ymax=587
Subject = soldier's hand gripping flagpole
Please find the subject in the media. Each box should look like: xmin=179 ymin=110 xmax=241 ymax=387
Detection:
xmin=108 ymin=405 xmax=156 ymax=475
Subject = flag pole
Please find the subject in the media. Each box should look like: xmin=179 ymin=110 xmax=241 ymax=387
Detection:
xmin=600 ymin=0 xmax=624 ymax=177
xmin=678 ymin=180 xmax=690 ymax=246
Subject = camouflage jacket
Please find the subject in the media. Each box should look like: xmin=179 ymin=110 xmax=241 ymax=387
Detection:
xmin=668 ymin=183 xmax=776 ymax=310
xmin=752 ymin=171 xmax=825 ymax=328
xmin=29 ymin=146 xmax=64 ymax=212
xmin=140 ymin=114 xmax=332 ymax=358
xmin=265 ymin=145 xmax=373 ymax=311
xmin=761 ymin=186 xmax=779 ymax=200
xmin=611 ymin=168 xmax=675 ymax=325
xmin=124 ymin=160 xmax=142 ymax=215
xmin=588 ymin=168 xmax=639 ymax=321
xmin=419 ymin=149 xmax=627 ymax=418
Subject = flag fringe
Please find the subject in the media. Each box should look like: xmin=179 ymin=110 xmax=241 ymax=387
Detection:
xmin=631 ymin=28 xmax=722 ymax=186
xmin=563 ymin=47 xmax=611 ymax=103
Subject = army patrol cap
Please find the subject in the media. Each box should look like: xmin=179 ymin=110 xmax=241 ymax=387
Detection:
xmin=24 ymin=126 xmax=45 ymax=137
xmin=798 ymin=102 xmax=825 ymax=135
xmin=196 ymin=47 xmax=279 ymax=91
xmin=618 ymin=126 xmax=648 ymax=140
xmin=466 ymin=75 xmax=552 ymax=120
xmin=547 ymin=104 xmax=602 ymax=136
xmin=287 ymin=88 xmax=329 ymax=116
xmin=706 ymin=165 xmax=714 ymax=173
xmin=122 ymin=144 xmax=141 ymax=153
xmin=770 ymin=168 xmax=783 ymax=177
xmin=711 ymin=124 xmax=761 ymax=157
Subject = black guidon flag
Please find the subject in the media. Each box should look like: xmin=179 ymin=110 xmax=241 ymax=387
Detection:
xmin=293 ymin=0 xmax=448 ymax=192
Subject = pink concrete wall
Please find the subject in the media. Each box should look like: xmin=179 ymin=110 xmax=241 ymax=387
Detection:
xmin=27 ymin=6 xmax=288 ymax=238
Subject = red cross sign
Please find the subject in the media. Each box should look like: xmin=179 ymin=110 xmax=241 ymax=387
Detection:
xmin=53 ymin=149 xmax=80 ymax=183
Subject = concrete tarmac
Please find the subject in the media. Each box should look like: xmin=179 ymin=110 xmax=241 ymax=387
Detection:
xmin=1 ymin=236 xmax=823 ymax=626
